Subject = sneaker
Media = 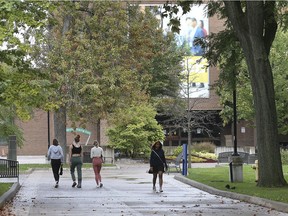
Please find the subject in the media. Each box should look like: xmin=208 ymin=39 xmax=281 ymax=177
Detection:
xmin=160 ymin=189 xmax=163 ymax=193
xmin=72 ymin=182 xmax=77 ymax=188
xmin=96 ymin=184 xmax=100 ymax=188
xmin=153 ymin=186 xmax=156 ymax=192
xmin=55 ymin=182 xmax=59 ymax=188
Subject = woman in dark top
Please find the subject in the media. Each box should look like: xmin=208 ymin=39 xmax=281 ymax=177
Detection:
xmin=69 ymin=135 xmax=83 ymax=188
xmin=150 ymin=141 xmax=167 ymax=193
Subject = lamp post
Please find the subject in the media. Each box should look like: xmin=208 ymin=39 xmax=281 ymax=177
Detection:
xmin=232 ymin=49 xmax=239 ymax=156
xmin=186 ymin=58 xmax=192 ymax=168
xmin=232 ymin=87 xmax=239 ymax=156
xmin=47 ymin=111 xmax=51 ymax=149
xmin=229 ymin=50 xmax=243 ymax=183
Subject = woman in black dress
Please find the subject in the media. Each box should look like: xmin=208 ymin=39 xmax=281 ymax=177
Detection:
xmin=149 ymin=141 xmax=168 ymax=192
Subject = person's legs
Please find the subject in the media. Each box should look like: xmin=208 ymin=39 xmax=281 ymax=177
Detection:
xmin=76 ymin=157 xmax=82 ymax=188
xmin=159 ymin=171 xmax=164 ymax=192
xmin=51 ymin=159 xmax=61 ymax=187
xmin=152 ymin=173 xmax=157 ymax=191
xmin=92 ymin=158 xmax=99 ymax=185
xmin=97 ymin=163 xmax=102 ymax=187
xmin=70 ymin=157 xmax=77 ymax=187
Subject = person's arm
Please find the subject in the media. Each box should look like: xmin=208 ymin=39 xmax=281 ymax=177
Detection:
xmin=47 ymin=147 xmax=51 ymax=161
xmin=59 ymin=146 xmax=64 ymax=164
xmin=80 ymin=145 xmax=83 ymax=160
xmin=149 ymin=151 xmax=154 ymax=169
xmin=90 ymin=147 xmax=94 ymax=159
xmin=162 ymin=150 xmax=168 ymax=169
xmin=68 ymin=145 xmax=72 ymax=164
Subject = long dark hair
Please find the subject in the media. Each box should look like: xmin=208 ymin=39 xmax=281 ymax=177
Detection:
xmin=53 ymin=139 xmax=59 ymax=146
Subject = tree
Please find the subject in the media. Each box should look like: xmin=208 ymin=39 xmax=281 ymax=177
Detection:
xmin=107 ymin=104 xmax=164 ymax=158
xmin=223 ymin=2 xmax=286 ymax=186
xmin=164 ymin=1 xmax=288 ymax=187
xmin=0 ymin=1 xmax=54 ymax=144
xmin=35 ymin=2 xmax=183 ymax=161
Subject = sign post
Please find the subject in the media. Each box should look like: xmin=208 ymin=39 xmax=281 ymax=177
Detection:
xmin=182 ymin=144 xmax=188 ymax=176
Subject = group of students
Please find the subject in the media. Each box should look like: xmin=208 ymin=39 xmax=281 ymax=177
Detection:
xmin=47 ymin=135 xmax=104 ymax=188
xmin=47 ymin=137 xmax=168 ymax=193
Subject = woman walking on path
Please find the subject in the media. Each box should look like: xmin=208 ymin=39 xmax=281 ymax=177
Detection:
xmin=150 ymin=141 xmax=168 ymax=193
xmin=69 ymin=134 xmax=83 ymax=188
xmin=47 ymin=138 xmax=64 ymax=188
xmin=90 ymin=140 xmax=104 ymax=188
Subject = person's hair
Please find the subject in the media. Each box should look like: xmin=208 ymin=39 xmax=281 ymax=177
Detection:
xmin=53 ymin=139 xmax=59 ymax=146
xmin=74 ymin=135 xmax=80 ymax=142
xmin=199 ymin=20 xmax=204 ymax=28
xmin=186 ymin=17 xmax=197 ymax=23
xmin=93 ymin=140 xmax=99 ymax=146
xmin=152 ymin=141 xmax=162 ymax=150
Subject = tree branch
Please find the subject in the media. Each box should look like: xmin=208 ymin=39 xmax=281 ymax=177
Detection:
xmin=263 ymin=1 xmax=277 ymax=55
xmin=224 ymin=1 xmax=248 ymax=39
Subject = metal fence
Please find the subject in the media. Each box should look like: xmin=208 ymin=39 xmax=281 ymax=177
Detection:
xmin=0 ymin=159 xmax=19 ymax=182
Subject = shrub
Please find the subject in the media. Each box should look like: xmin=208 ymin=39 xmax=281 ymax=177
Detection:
xmin=173 ymin=146 xmax=183 ymax=157
xmin=281 ymin=149 xmax=288 ymax=165
xmin=192 ymin=142 xmax=216 ymax=153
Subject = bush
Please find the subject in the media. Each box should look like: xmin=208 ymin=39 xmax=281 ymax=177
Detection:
xmin=173 ymin=146 xmax=183 ymax=157
xmin=192 ymin=142 xmax=216 ymax=153
xmin=281 ymin=149 xmax=288 ymax=165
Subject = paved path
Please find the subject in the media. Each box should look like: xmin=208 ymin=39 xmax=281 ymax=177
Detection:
xmin=6 ymin=163 xmax=288 ymax=216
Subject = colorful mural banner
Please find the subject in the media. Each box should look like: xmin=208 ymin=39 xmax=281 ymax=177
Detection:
xmin=182 ymin=56 xmax=209 ymax=98
xmin=154 ymin=4 xmax=210 ymax=98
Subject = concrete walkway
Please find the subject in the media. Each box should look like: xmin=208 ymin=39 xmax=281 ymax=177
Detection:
xmin=3 ymin=162 xmax=288 ymax=216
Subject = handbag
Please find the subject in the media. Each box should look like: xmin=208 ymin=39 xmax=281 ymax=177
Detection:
xmin=147 ymin=167 xmax=153 ymax=174
xmin=59 ymin=164 xmax=63 ymax=175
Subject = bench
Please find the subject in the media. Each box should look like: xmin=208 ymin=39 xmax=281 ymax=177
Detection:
xmin=0 ymin=158 xmax=19 ymax=182
xmin=217 ymin=151 xmax=249 ymax=164
xmin=167 ymin=153 xmax=182 ymax=175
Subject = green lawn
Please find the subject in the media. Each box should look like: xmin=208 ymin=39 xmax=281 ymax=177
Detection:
xmin=0 ymin=183 xmax=13 ymax=196
xmin=187 ymin=165 xmax=288 ymax=203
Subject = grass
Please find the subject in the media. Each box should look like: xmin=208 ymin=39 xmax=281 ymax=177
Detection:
xmin=187 ymin=165 xmax=288 ymax=203
xmin=0 ymin=183 xmax=13 ymax=196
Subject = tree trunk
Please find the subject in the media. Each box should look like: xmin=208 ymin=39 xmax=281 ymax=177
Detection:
xmin=54 ymin=106 xmax=67 ymax=163
xmin=51 ymin=12 xmax=72 ymax=164
xmin=224 ymin=1 xmax=286 ymax=187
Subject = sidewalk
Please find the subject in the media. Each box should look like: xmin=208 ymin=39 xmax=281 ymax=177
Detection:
xmin=2 ymin=161 xmax=288 ymax=216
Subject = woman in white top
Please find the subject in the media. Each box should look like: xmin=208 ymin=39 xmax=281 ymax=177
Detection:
xmin=90 ymin=140 xmax=104 ymax=188
xmin=47 ymin=139 xmax=64 ymax=188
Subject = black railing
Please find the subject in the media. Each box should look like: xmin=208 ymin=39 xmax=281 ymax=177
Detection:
xmin=0 ymin=159 xmax=19 ymax=182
